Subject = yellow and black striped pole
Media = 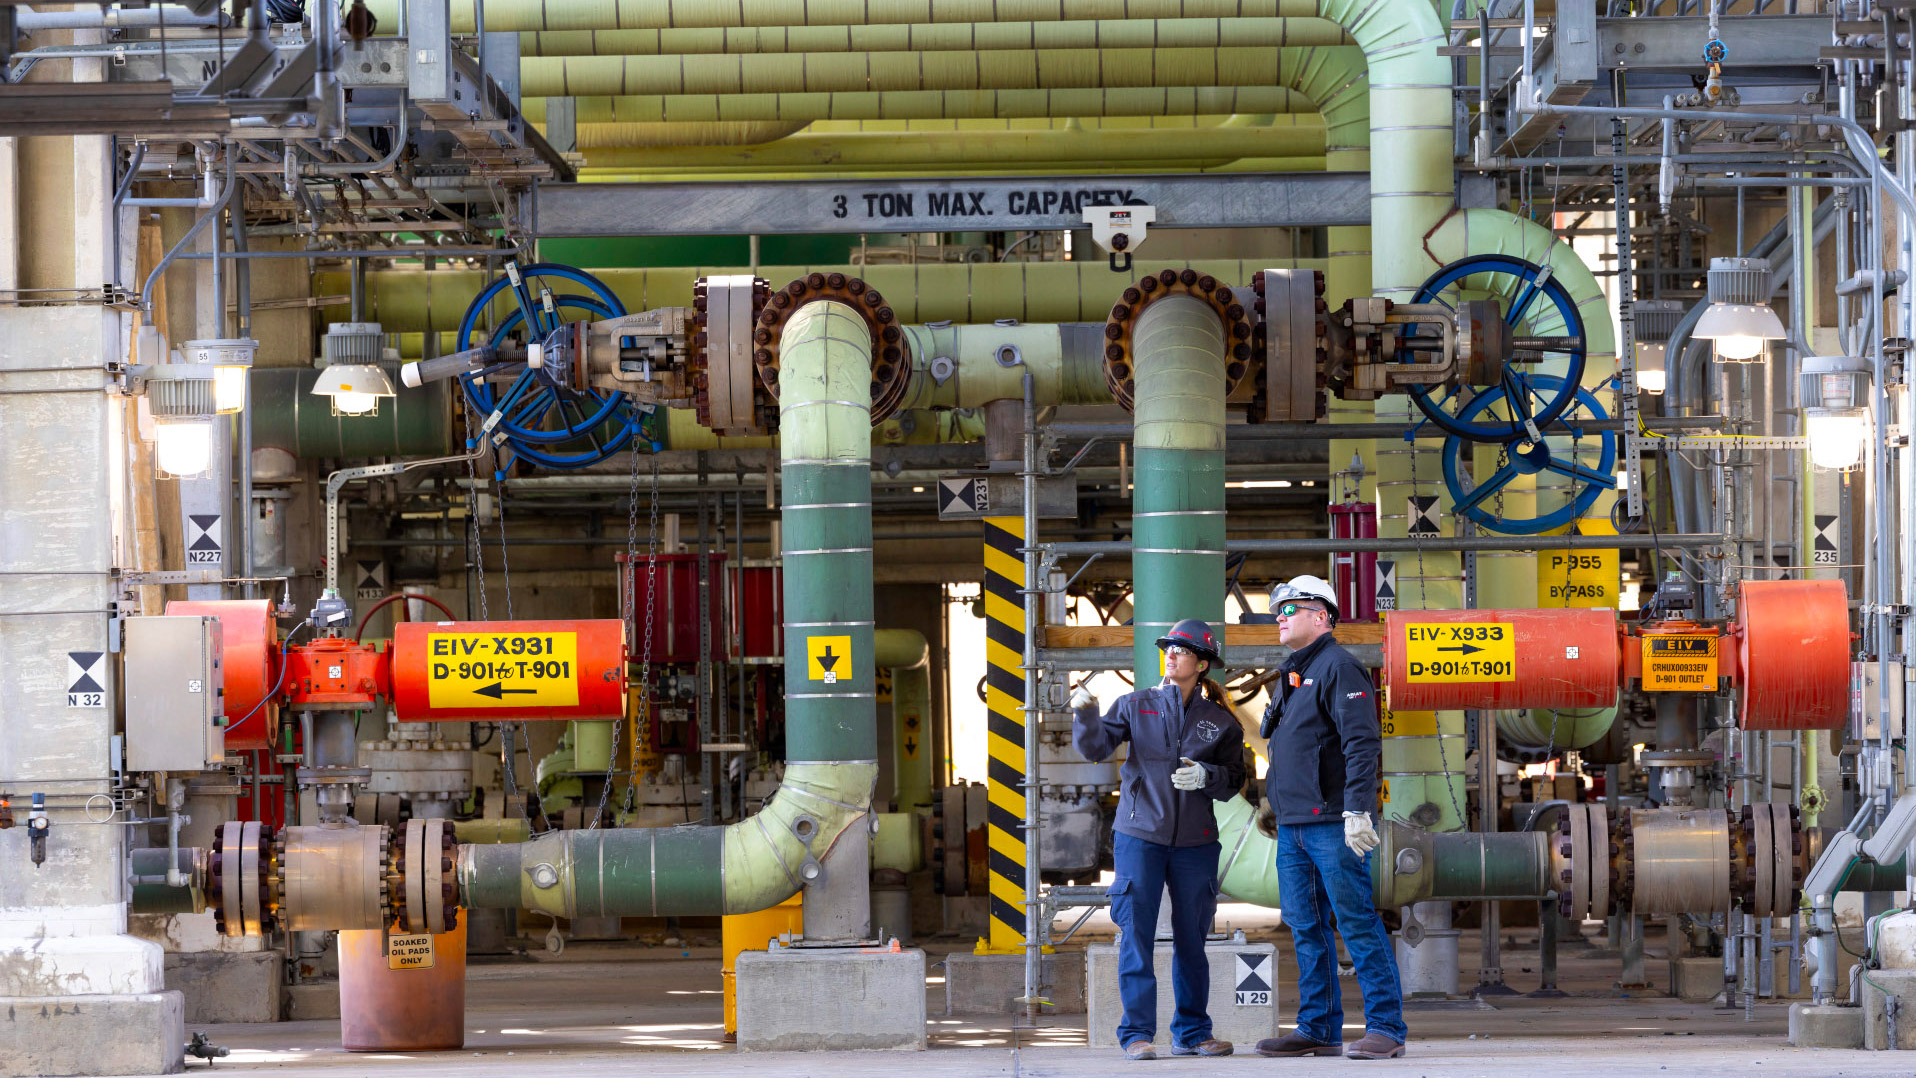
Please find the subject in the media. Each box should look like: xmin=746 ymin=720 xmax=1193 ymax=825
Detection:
xmin=977 ymin=514 xmax=1028 ymax=955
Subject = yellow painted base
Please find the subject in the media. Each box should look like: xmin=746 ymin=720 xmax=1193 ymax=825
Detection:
xmin=974 ymin=938 xmax=1055 ymax=956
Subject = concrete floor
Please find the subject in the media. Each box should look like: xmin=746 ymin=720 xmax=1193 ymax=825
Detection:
xmin=164 ymin=909 xmax=1913 ymax=1078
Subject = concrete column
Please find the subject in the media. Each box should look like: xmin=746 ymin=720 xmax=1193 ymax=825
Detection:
xmin=0 ymin=119 xmax=186 ymax=1073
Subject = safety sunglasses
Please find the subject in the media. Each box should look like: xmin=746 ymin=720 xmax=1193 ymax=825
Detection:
xmin=1164 ymin=644 xmax=1197 ymax=659
xmin=1277 ymin=601 xmax=1325 ymax=618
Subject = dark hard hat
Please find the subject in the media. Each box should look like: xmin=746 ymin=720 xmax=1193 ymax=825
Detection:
xmin=1155 ymin=618 xmax=1223 ymax=666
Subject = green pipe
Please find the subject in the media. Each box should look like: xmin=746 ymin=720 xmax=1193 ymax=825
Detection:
xmin=528 ymin=86 xmax=1306 ymax=123
xmin=523 ymin=46 xmax=1361 ymax=97
xmin=572 ymin=720 xmax=615 ymax=771
xmin=334 ymin=260 xmax=1329 ymax=335
xmin=1128 ymin=295 xmax=1227 ymax=681
xmin=777 ymin=299 xmax=879 ymax=763
xmin=1840 ymin=856 xmax=1909 ymax=892
xmin=580 ymin=120 xmax=1323 ymax=169
xmin=457 ymin=300 xmax=880 ymax=918
xmin=875 ymin=628 xmax=933 ymax=813
xmin=250 ymin=367 xmax=454 ymax=458
xmin=452 ymin=818 xmax=532 ymax=844
xmin=1217 ymin=798 xmax=1553 ymax=910
xmin=367 ymin=0 xmax=1330 ymax=33
xmin=522 ymin=18 xmax=1353 ymax=56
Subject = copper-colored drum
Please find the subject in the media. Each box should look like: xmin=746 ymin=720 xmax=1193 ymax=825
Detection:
xmin=1383 ymin=608 xmax=1621 ymax=712
xmin=1735 ymin=579 xmax=1851 ymax=730
xmin=339 ymin=919 xmax=467 ymax=1051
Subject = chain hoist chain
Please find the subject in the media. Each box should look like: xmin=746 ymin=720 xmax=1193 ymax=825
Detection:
xmin=635 ymin=452 xmax=661 ymax=810
xmin=464 ymin=400 xmax=527 ymax=821
xmin=590 ymin=433 xmax=649 ymax=829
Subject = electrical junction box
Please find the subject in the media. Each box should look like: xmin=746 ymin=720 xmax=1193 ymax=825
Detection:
xmin=125 ymin=615 xmax=224 ymax=772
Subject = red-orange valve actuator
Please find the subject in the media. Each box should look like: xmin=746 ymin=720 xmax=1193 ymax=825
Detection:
xmin=1382 ymin=608 xmax=1622 ymax=712
xmin=389 ymin=619 xmax=628 ymax=721
xmin=282 ymin=637 xmax=390 ymax=709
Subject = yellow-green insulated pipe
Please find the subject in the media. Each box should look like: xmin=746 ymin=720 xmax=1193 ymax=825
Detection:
xmin=520 ymin=45 xmax=1364 ymax=97
xmin=1128 ymin=294 xmax=1228 ymax=681
xmin=875 ymin=628 xmax=933 ymax=812
xmin=368 ymin=0 xmax=1331 ymax=32
xmin=571 ymin=114 xmax=1308 ymax=150
xmin=579 ymin=119 xmax=1323 ymax=169
xmin=896 ymin=322 xmax=1110 ymax=411
xmin=329 ymin=260 xmax=1328 ymax=334
xmin=528 ymin=87 xmax=1307 ymax=123
xmin=459 ymin=301 xmax=880 ymax=920
xmin=521 ymin=17 xmax=1353 ymax=55
xmin=578 ymin=157 xmax=1327 ymax=180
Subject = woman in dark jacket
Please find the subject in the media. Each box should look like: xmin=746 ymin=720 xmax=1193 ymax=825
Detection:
xmin=1072 ymin=618 xmax=1246 ymax=1061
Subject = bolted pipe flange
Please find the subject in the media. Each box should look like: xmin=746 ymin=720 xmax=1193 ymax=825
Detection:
xmin=753 ymin=273 xmax=914 ymax=427
xmin=691 ymin=275 xmax=774 ymax=434
xmin=1101 ymin=268 xmax=1255 ymax=413
xmin=1250 ymin=267 xmax=1328 ymax=421
xmin=394 ymin=818 xmax=461 ymax=934
xmin=215 ymin=821 xmax=281 ymax=938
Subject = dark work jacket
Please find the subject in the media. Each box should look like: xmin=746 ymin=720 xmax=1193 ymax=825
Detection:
xmin=1073 ymin=680 xmax=1247 ymax=847
xmin=1258 ymin=633 xmax=1383 ymax=826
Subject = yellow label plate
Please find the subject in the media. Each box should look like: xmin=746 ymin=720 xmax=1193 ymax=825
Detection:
xmin=1402 ymin=623 xmax=1517 ymax=682
xmin=806 ymin=635 xmax=853 ymax=683
xmin=386 ymin=932 xmax=435 ymax=970
xmin=1642 ymin=636 xmax=1718 ymax=691
xmin=1536 ymin=549 xmax=1620 ymax=608
xmin=1382 ymin=710 xmax=1439 ymax=738
xmin=426 ymin=631 xmax=579 ymax=709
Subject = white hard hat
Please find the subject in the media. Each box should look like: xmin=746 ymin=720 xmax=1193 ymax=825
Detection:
xmin=1271 ymin=574 xmax=1340 ymax=622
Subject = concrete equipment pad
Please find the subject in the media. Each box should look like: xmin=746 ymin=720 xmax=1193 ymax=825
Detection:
xmin=736 ymin=944 xmax=927 ymax=1051
xmin=0 ymin=991 xmax=184 ymax=1076
xmin=1084 ymin=939 xmax=1278 ymax=1048
xmin=1789 ymin=1002 xmax=1864 ymax=1048
xmin=167 ymin=951 xmax=284 ymax=1024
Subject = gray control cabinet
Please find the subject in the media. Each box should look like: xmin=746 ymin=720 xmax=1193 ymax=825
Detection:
xmin=125 ymin=615 xmax=224 ymax=772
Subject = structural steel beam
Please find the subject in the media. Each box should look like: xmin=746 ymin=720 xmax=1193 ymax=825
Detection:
xmin=524 ymin=171 xmax=1370 ymax=235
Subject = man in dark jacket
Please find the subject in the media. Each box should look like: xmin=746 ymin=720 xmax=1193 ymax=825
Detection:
xmin=1073 ymin=618 xmax=1245 ymax=1061
xmin=1253 ymin=575 xmax=1408 ymax=1061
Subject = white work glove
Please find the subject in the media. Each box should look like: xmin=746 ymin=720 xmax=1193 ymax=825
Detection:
xmin=1069 ymin=686 xmax=1097 ymax=711
xmin=1172 ymin=757 xmax=1207 ymax=792
xmin=1343 ymin=811 xmax=1380 ymax=857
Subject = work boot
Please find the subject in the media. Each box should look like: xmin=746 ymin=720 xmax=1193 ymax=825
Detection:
xmin=1344 ymin=1032 xmax=1407 ymax=1059
xmin=1171 ymin=1038 xmax=1233 ymax=1057
xmin=1255 ymin=1032 xmax=1342 ymax=1057
xmin=1124 ymin=1039 xmax=1158 ymax=1061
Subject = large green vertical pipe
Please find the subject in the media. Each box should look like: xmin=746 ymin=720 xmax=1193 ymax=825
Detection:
xmin=457 ymin=301 xmax=880 ymax=919
xmin=779 ymin=300 xmax=878 ymax=764
xmin=1129 ymin=295 xmax=1228 ymax=682
xmin=875 ymin=628 xmax=932 ymax=812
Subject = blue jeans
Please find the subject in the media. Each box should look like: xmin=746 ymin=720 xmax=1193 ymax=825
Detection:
xmin=1109 ymin=831 xmax=1220 ymax=1048
xmin=1274 ymin=821 xmax=1408 ymax=1045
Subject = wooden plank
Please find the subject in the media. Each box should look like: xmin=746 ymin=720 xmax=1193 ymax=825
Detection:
xmin=1042 ymin=622 xmax=1386 ymax=649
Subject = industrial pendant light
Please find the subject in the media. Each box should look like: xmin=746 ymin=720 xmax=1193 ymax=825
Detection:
xmin=312 ymin=322 xmax=395 ymax=416
xmin=1694 ymin=257 xmax=1786 ymax=360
